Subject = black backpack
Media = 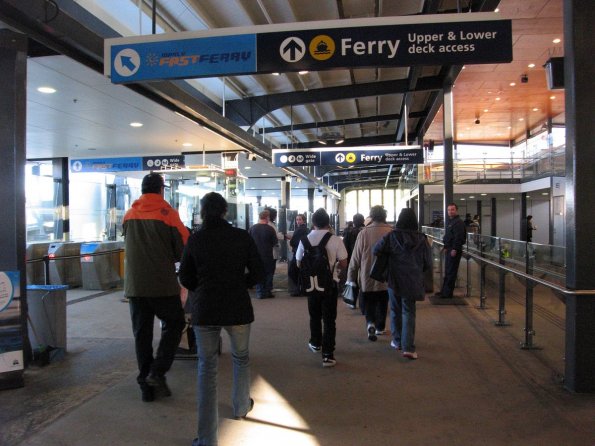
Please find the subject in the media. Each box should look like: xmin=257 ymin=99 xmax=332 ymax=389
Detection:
xmin=299 ymin=232 xmax=334 ymax=296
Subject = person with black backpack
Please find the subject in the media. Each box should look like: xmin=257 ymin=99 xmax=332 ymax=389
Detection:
xmin=296 ymin=208 xmax=348 ymax=367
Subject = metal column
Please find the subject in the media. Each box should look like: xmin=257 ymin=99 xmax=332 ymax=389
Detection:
xmin=563 ymin=0 xmax=595 ymax=393
xmin=442 ymin=83 xmax=455 ymax=214
xmin=52 ymin=157 xmax=70 ymax=241
xmin=0 ymin=30 xmax=28 ymax=384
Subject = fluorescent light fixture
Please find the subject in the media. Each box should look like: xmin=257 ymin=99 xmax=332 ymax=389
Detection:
xmin=298 ymin=70 xmax=309 ymax=75
xmin=272 ymin=72 xmax=280 ymax=76
xmin=335 ymin=139 xmax=345 ymax=145
xmin=244 ymin=166 xmax=252 ymax=170
xmin=261 ymin=173 xmax=268 ymax=176
xmin=553 ymin=38 xmax=561 ymax=44
xmin=37 ymin=86 xmax=56 ymax=94
xmin=481 ymin=193 xmax=487 ymax=196
xmin=528 ymin=63 xmax=536 ymax=68
xmin=130 ymin=122 xmax=143 ymax=127
xmin=182 ymin=142 xmax=193 ymax=147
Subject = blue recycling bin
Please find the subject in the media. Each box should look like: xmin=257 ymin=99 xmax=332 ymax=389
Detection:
xmin=26 ymin=285 xmax=68 ymax=354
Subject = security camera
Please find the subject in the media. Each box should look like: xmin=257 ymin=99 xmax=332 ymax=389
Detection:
xmin=474 ymin=118 xmax=481 ymax=125
xmin=246 ymin=153 xmax=257 ymax=161
xmin=520 ymin=74 xmax=528 ymax=83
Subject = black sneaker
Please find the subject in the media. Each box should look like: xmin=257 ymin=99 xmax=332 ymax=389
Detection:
xmin=308 ymin=342 xmax=321 ymax=353
xmin=140 ymin=383 xmax=154 ymax=402
xmin=322 ymin=354 xmax=336 ymax=367
xmin=146 ymin=375 xmax=172 ymax=398
xmin=367 ymin=323 xmax=377 ymax=342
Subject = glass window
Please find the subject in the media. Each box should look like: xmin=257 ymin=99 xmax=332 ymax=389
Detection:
xmin=358 ymin=190 xmax=369 ymax=216
xmin=383 ymin=189 xmax=396 ymax=223
xmin=344 ymin=190 xmax=357 ymax=222
xmin=370 ymin=189 xmax=382 ymax=208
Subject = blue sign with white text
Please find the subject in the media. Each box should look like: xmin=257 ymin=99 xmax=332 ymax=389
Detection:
xmin=273 ymin=147 xmax=423 ymax=167
xmin=70 ymin=157 xmax=143 ymax=173
xmin=110 ymin=34 xmax=256 ymax=83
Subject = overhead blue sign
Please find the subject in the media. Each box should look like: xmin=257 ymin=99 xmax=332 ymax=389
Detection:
xmin=105 ymin=13 xmax=512 ymax=83
xmin=273 ymin=146 xmax=423 ymax=167
xmin=71 ymin=156 xmax=185 ymax=172
xmin=110 ymin=34 xmax=256 ymax=83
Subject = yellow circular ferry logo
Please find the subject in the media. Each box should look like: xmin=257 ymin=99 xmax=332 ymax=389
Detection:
xmin=346 ymin=152 xmax=357 ymax=163
xmin=309 ymin=35 xmax=335 ymax=61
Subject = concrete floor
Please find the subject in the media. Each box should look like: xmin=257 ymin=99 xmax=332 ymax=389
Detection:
xmin=2 ymin=263 xmax=594 ymax=446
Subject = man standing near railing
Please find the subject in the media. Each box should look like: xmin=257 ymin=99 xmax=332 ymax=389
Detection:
xmin=435 ymin=203 xmax=466 ymax=299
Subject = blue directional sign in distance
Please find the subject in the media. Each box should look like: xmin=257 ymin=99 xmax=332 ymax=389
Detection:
xmin=110 ymin=34 xmax=256 ymax=83
xmin=70 ymin=157 xmax=143 ymax=173
xmin=273 ymin=148 xmax=423 ymax=167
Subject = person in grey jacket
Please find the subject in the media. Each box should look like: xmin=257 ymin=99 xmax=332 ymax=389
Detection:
xmin=123 ymin=173 xmax=189 ymax=402
xmin=346 ymin=206 xmax=392 ymax=341
xmin=374 ymin=208 xmax=431 ymax=359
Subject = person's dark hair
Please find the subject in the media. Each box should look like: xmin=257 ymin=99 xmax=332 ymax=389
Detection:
xmin=527 ymin=215 xmax=533 ymax=220
xmin=266 ymin=207 xmax=278 ymax=222
xmin=296 ymin=213 xmax=306 ymax=222
xmin=200 ymin=192 xmax=227 ymax=226
xmin=369 ymin=205 xmax=387 ymax=223
xmin=353 ymin=213 xmax=365 ymax=228
xmin=447 ymin=202 xmax=458 ymax=210
xmin=312 ymin=208 xmax=330 ymax=228
xmin=395 ymin=208 xmax=419 ymax=231
xmin=141 ymin=173 xmax=164 ymax=194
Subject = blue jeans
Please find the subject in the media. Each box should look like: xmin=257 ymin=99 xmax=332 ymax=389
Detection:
xmin=193 ymin=324 xmax=252 ymax=446
xmin=388 ymin=288 xmax=416 ymax=352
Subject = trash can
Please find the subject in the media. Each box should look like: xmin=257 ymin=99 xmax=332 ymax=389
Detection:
xmin=48 ymin=242 xmax=82 ymax=287
xmin=80 ymin=241 xmax=123 ymax=290
xmin=26 ymin=285 xmax=68 ymax=355
xmin=26 ymin=242 xmax=50 ymax=285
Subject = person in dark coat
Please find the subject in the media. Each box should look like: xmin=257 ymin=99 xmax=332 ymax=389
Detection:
xmin=179 ymin=192 xmax=264 ymax=446
xmin=287 ymin=213 xmax=309 ymax=296
xmin=248 ymin=210 xmax=278 ymax=298
xmin=436 ymin=203 xmax=467 ymax=299
xmin=123 ymin=172 xmax=189 ymax=402
xmin=374 ymin=208 xmax=431 ymax=359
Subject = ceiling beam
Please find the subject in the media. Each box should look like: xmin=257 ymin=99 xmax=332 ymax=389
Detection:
xmin=225 ymin=76 xmax=444 ymax=127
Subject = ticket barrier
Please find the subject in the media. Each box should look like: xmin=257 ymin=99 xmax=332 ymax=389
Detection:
xmin=48 ymin=242 xmax=82 ymax=287
xmin=26 ymin=242 xmax=50 ymax=285
xmin=80 ymin=241 xmax=123 ymax=290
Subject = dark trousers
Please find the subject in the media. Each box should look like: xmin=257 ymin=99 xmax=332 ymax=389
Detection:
xmin=129 ymin=296 xmax=185 ymax=383
xmin=307 ymin=286 xmax=338 ymax=355
xmin=360 ymin=290 xmax=389 ymax=331
xmin=440 ymin=251 xmax=462 ymax=298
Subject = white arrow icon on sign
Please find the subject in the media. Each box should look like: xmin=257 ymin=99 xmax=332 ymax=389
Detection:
xmin=280 ymin=37 xmax=306 ymax=63
xmin=335 ymin=153 xmax=346 ymax=163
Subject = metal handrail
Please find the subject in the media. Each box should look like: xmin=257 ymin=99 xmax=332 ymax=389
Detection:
xmin=429 ymin=237 xmax=595 ymax=296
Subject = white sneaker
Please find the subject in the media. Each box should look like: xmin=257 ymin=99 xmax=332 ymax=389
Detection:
xmin=390 ymin=340 xmax=400 ymax=350
xmin=367 ymin=324 xmax=377 ymax=342
xmin=402 ymin=351 xmax=418 ymax=360
xmin=375 ymin=329 xmax=386 ymax=335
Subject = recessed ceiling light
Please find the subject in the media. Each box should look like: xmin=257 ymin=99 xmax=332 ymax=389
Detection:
xmin=528 ymin=63 xmax=536 ymax=68
xmin=481 ymin=193 xmax=487 ymax=196
xmin=494 ymin=8 xmax=499 ymax=12
xmin=509 ymin=82 xmax=516 ymax=87
xmin=509 ymin=197 xmax=515 ymax=200
xmin=526 ymin=196 xmax=531 ymax=198
xmin=460 ymin=198 xmax=466 ymax=201
xmin=484 ymin=109 xmax=489 ymax=112
xmin=260 ymin=173 xmax=268 ymax=176
xmin=182 ymin=142 xmax=192 ymax=147
xmin=519 ymin=118 xmax=524 ymax=121
xmin=496 ymin=97 xmax=501 ymax=101
xmin=462 ymin=66 xmax=466 ymax=69
xmin=469 ymin=196 xmax=475 ymax=199
xmin=553 ymin=38 xmax=561 ymax=44
xmin=542 ymin=192 xmax=549 ymax=196
xmin=272 ymin=72 xmax=280 ymax=76
xmin=298 ymin=70 xmax=309 ymax=75
xmin=130 ymin=122 xmax=143 ymax=127
xmin=550 ymin=95 xmax=556 ymax=100
xmin=532 ymin=108 xmax=539 ymax=112
xmin=37 ymin=86 xmax=56 ymax=94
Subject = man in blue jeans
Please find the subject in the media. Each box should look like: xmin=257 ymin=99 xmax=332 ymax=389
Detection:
xmin=179 ymin=192 xmax=264 ymax=446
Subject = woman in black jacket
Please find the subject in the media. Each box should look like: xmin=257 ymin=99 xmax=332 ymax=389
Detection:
xmin=179 ymin=192 xmax=264 ymax=446
xmin=373 ymin=208 xmax=431 ymax=360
